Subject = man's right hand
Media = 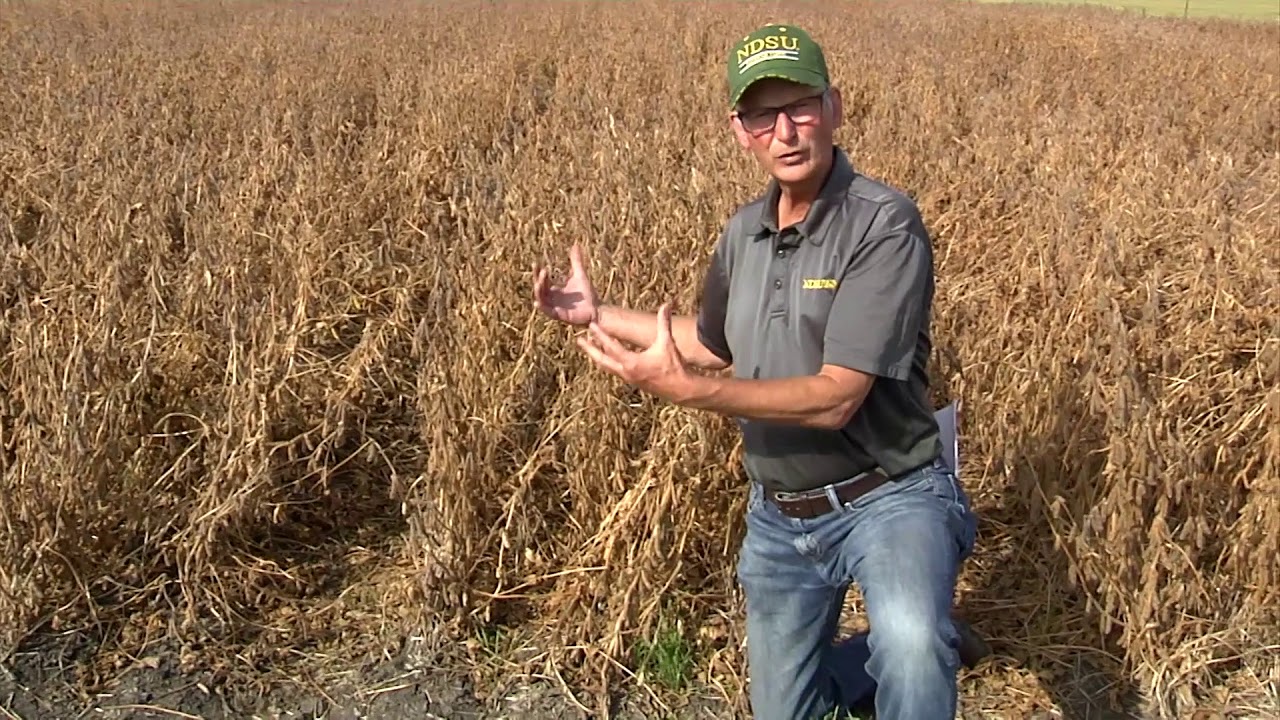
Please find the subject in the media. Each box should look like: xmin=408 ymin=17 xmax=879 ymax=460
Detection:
xmin=532 ymin=242 xmax=600 ymax=327
xmin=532 ymin=243 xmax=730 ymax=372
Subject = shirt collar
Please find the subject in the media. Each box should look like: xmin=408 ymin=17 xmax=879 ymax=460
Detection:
xmin=748 ymin=145 xmax=857 ymax=245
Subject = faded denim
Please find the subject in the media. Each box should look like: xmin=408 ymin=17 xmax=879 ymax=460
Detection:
xmin=736 ymin=458 xmax=979 ymax=720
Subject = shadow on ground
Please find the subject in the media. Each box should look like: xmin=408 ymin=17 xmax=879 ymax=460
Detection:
xmin=0 ymin=454 xmax=413 ymax=720
xmin=951 ymin=371 xmax=1150 ymax=720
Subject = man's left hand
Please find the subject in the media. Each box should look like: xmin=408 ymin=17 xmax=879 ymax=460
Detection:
xmin=577 ymin=303 xmax=696 ymax=403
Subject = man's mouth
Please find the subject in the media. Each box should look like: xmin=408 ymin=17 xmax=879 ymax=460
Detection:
xmin=777 ymin=149 xmax=806 ymax=163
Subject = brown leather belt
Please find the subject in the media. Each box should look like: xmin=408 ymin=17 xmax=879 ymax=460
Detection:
xmin=765 ymin=468 xmax=891 ymax=519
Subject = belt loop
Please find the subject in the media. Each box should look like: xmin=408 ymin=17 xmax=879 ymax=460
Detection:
xmin=823 ymin=485 xmax=841 ymax=512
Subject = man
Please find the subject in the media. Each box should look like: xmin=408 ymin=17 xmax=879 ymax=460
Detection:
xmin=532 ymin=23 xmax=984 ymax=720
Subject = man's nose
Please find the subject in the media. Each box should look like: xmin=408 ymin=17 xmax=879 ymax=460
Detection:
xmin=772 ymin=111 xmax=797 ymax=141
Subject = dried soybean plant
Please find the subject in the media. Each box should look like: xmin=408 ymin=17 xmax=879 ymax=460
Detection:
xmin=0 ymin=1 xmax=1276 ymax=717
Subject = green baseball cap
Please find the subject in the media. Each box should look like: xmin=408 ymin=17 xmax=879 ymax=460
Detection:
xmin=727 ymin=24 xmax=829 ymax=107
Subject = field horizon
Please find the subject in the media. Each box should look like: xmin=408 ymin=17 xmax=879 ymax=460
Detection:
xmin=2 ymin=1 xmax=1277 ymax=718
xmin=976 ymin=0 xmax=1280 ymax=21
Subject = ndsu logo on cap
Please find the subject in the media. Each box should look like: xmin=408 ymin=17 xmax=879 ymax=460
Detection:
xmin=727 ymin=24 xmax=829 ymax=107
xmin=736 ymin=27 xmax=801 ymax=73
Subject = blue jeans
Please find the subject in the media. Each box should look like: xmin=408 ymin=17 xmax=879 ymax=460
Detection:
xmin=736 ymin=458 xmax=979 ymax=720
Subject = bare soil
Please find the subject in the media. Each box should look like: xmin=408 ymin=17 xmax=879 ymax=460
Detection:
xmin=1 ymin=629 xmax=1169 ymax=720
xmin=0 ymin=631 xmax=731 ymax=720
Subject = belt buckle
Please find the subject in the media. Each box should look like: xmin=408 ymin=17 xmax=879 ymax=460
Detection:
xmin=769 ymin=490 xmax=825 ymax=520
xmin=772 ymin=489 xmax=808 ymax=503
xmin=772 ymin=469 xmax=875 ymax=504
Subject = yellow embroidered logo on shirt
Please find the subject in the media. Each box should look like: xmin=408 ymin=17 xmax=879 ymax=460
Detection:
xmin=802 ymin=278 xmax=838 ymax=290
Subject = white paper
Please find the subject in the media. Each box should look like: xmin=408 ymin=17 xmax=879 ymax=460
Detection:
xmin=934 ymin=401 xmax=961 ymax=481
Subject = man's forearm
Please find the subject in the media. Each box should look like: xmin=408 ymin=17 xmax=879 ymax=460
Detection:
xmin=595 ymin=304 xmax=727 ymax=370
xmin=678 ymin=373 xmax=859 ymax=429
xmin=595 ymin=305 xmax=662 ymax=348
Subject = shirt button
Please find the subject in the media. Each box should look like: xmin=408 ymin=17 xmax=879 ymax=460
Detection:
xmin=776 ymin=248 xmax=785 ymax=257
xmin=774 ymin=279 xmax=783 ymax=289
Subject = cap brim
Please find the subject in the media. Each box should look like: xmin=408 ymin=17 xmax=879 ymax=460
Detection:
xmin=731 ymin=65 xmax=828 ymax=107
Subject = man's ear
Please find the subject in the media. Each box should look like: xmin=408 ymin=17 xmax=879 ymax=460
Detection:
xmin=729 ymin=113 xmax=752 ymax=149
xmin=827 ymin=85 xmax=845 ymax=130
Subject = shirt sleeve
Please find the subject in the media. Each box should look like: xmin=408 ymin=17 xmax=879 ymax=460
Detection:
xmin=696 ymin=232 xmax=734 ymax=365
xmin=822 ymin=199 xmax=934 ymax=381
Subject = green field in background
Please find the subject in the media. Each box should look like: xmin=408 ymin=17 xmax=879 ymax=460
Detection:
xmin=977 ymin=0 xmax=1279 ymax=20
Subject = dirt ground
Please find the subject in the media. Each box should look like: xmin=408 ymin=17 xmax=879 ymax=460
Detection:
xmin=0 ymin=629 xmax=1172 ymax=720
xmin=0 ymin=627 xmax=727 ymax=720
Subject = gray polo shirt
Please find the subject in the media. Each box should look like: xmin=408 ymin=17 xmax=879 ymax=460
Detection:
xmin=696 ymin=146 xmax=942 ymax=493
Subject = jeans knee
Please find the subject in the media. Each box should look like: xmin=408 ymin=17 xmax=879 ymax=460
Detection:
xmin=869 ymin=612 xmax=958 ymax=673
xmin=862 ymin=613 xmax=962 ymax=718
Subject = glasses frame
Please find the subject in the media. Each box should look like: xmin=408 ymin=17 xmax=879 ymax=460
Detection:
xmin=732 ymin=89 xmax=829 ymax=137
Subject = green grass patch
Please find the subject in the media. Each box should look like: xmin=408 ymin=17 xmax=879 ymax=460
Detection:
xmin=975 ymin=0 xmax=1279 ymax=21
xmin=632 ymin=612 xmax=695 ymax=692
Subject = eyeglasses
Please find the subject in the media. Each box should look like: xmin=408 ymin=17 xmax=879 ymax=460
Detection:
xmin=734 ymin=92 xmax=826 ymax=136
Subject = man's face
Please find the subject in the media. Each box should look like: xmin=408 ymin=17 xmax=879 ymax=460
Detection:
xmin=731 ymin=78 xmax=842 ymax=186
